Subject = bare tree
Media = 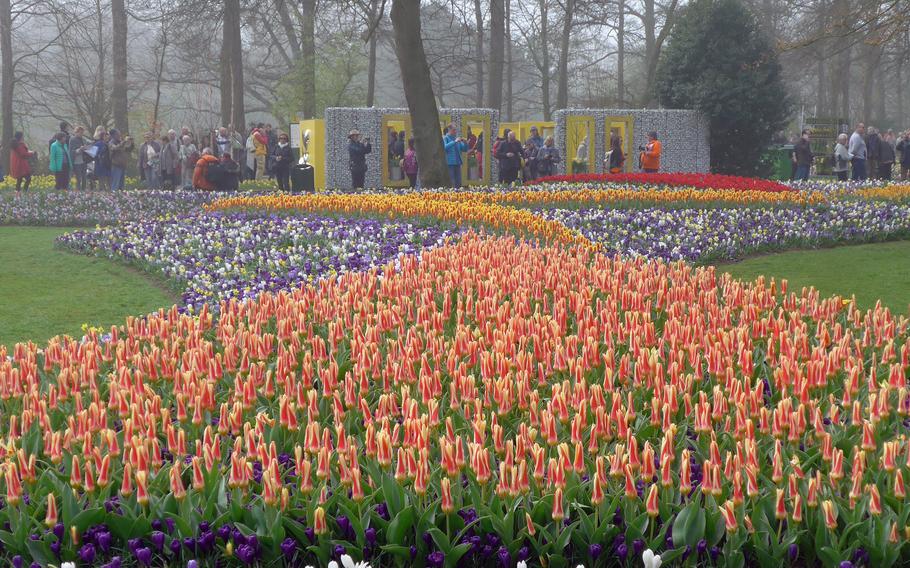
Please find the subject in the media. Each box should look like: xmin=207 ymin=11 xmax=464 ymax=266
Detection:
xmin=111 ymin=0 xmax=128 ymax=132
xmin=555 ymin=0 xmax=573 ymax=109
xmin=390 ymin=0 xmax=448 ymax=188
xmin=487 ymin=0 xmax=504 ymax=111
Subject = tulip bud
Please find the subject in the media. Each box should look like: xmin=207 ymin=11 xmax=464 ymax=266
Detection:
xmin=551 ymin=488 xmax=565 ymax=522
xmin=45 ymin=493 xmax=58 ymax=528
xmin=646 ymin=484 xmax=660 ymax=517
xmin=314 ymin=506 xmax=327 ymax=535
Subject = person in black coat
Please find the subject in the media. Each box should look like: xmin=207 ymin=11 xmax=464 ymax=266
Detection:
xmin=272 ymin=132 xmax=293 ymax=191
xmin=348 ymin=129 xmax=372 ymax=189
xmin=495 ymin=130 xmax=523 ymax=184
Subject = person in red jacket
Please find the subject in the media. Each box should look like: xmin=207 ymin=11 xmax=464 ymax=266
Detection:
xmin=9 ymin=131 xmax=35 ymax=197
xmin=192 ymin=148 xmax=221 ymax=191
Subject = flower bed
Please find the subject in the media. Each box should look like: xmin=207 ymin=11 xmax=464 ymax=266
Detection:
xmin=0 ymin=233 xmax=906 ymax=568
xmin=0 ymin=190 xmax=227 ymax=227
xmin=59 ymin=212 xmax=462 ymax=311
xmin=541 ymin=200 xmax=910 ymax=262
xmin=533 ymin=172 xmax=793 ymax=193
xmin=206 ymin=193 xmax=590 ymax=246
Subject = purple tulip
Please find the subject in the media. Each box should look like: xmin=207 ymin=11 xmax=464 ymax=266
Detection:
xmin=170 ymin=538 xmax=183 ymax=555
xmin=428 ymin=551 xmax=445 ymax=567
xmin=136 ymin=546 xmax=153 ymax=566
xmin=236 ymin=544 xmax=257 ymax=564
xmin=151 ymin=531 xmax=165 ymax=550
xmin=789 ymin=543 xmax=799 ymax=561
xmin=79 ymin=543 xmax=96 ymax=564
xmin=616 ymin=543 xmax=628 ymax=560
xmin=280 ymin=537 xmax=297 ymax=559
xmin=12 ymin=555 xmax=22 ymax=568
xmin=590 ymin=543 xmax=603 ymax=559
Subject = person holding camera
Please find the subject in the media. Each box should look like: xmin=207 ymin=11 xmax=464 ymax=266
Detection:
xmin=347 ymin=129 xmax=372 ymax=190
xmin=443 ymin=124 xmax=469 ymax=188
xmin=639 ymin=131 xmax=662 ymax=173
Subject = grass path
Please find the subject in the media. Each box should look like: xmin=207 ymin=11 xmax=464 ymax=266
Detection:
xmin=0 ymin=226 xmax=177 ymax=347
xmin=720 ymin=240 xmax=910 ymax=314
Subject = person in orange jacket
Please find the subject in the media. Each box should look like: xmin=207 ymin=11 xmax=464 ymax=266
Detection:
xmin=640 ymin=131 xmax=662 ymax=173
xmin=192 ymin=148 xmax=221 ymax=191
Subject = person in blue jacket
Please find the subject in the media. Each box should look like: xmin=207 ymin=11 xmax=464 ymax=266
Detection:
xmin=443 ymin=124 xmax=468 ymax=188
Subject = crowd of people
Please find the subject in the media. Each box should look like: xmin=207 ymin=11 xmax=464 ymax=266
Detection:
xmin=6 ymin=120 xmax=297 ymax=195
xmin=349 ymin=123 xmax=663 ymax=189
xmin=791 ymin=123 xmax=910 ymax=181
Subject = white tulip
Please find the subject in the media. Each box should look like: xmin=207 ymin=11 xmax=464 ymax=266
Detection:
xmin=642 ymin=548 xmax=662 ymax=568
xmin=61 ymin=563 xmax=77 ymax=568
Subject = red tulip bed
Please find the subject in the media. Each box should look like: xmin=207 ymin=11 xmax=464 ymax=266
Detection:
xmin=0 ymin=228 xmax=905 ymax=568
xmin=531 ymin=173 xmax=793 ymax=193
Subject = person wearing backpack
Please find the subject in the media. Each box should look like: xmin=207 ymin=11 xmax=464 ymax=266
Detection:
xmin=403 ymin=137 xmax=419 ymax=188
xmin=193 ymin=148 xmax=221 ymax=191
xmin=108 ymin=129 xmax=134 ymax=191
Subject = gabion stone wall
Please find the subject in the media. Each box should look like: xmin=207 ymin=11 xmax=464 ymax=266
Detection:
xmin=554 ymin=109 xmax=710 ymax=174
xmin=324 ymin=107 xmax=500 ymax=190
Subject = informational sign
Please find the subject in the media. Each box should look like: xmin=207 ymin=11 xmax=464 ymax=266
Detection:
xmin=804 ymin=117 xmax=848 ymax=175
xmin=289 ymin=123 xmax=301 ymax=149
xmin=804 ymin=117 xmax=848 ymax=153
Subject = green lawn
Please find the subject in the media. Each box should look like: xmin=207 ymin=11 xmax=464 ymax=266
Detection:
xmin=721 ymin=240 xmax=910 ymax=314
xmin=0 ymin=227 xmax=177 ymax=347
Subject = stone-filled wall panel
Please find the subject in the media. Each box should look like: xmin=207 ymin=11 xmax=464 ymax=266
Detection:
xmin=554 ymin=108 xmax=710 ymax=174
xmin=325 ymin=107 xmax=500 ymax=190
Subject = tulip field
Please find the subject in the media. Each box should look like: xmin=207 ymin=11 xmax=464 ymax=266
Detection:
xmin=3 ymin=175 xmax=910 ymax=568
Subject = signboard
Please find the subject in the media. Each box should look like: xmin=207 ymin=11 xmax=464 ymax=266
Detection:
xmin=804 ymin=117 xmax=848 ymax=175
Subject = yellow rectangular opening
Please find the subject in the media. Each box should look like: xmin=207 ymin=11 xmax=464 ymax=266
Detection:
xmin=381 ymin=115 xmax=412 ymax=188
xmin=566 ymin=115 xmax=595 ymax=175
xmin=461 ymin=115 xmax=490 ymax=186
xmin=605 ymin=116 xmax=635 ymax=173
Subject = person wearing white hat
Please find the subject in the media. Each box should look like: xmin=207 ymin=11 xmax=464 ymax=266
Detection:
xmin=348 ymin=129 xmax=372 ymax=189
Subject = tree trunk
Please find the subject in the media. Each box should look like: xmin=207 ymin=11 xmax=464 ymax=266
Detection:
xmin=540 ymin=0 xmax=550 ymax=120
xmin=111 ymin=0 xmax=129 ymax=134
xmin=301 ymin=0 xmax=316 ymax=118
xmin=874 ymin=64 xmax=886 ymax=123
xmin=366 ymin=0 xmax=380 ymax=107
xmin=227 ymin=0 xmax=245 ymax=132
xmin=815 ymin=55 xmax=826 ymax=116
xmin=390 ymin=0 xmax=448 ymax=188
xmin=861 ymin=44 xmax=880 ymax=123
xmin=840 ymin=44 xmax=850 ymax=120
xmin=487 ymin=0 xmax=504 ymax=111
xmin=0 ymin=0 xmax=11 ymax=171
xmin=639 ymin=0 xmax=656 ymax=106
xmin=505 ymin=0 xmax=512 ymax=121
xmin=617 ymin=0 xmax=624 ymax=105
xmin=555 ymin=0 xmax=573 ymax=110
xmin=220 ymin=8 xmax=232 ymax=127
xmin=93 ymin=0 xmax=106 ymax=129
xmin=473 ymin=0 xmax=484 ymax=107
